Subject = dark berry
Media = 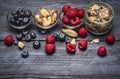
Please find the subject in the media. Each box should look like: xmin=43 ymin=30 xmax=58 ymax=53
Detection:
xmin=25 ymin=34 xmax=31 ymax=42
xmin=19 ymin=12 xmax=25 ymax=18
xmin=33 ymin=40 xmax=41 ymax=49
xmin=58 ymin=32 xmax=66 ymax=42
xmin=16 ymin=33 xmax=23 ymax=41
xmin=18 ymin=8 xmax=25 ymax=13
xmin=9 ymin=17 xmax=15 ymax=24
xmin=22 ymin=29 xmax=29 ymax=36
xmin=65 ymin=37 xmax=71 ymax=44
xmin=53 ymin=32 xmax=60 ymax=40
xmin=14 ymin=40 xmax=18 ymax=45
xmin=30 ymin=31 xmax=36 ymax=39
xmin=23 ymin=17 xmax=29 ymax=24
xmin=18 ymin=18 xmax=23 ymax=22
xmin=15 ymin=20 xmax=21 ymax=26
xmin=25 ymin=9 xmax=32 ymax=17
xmin=13 ymin=14 xmax=18 ymax=20
xmin=21 ymin=50 xmax=29 ymax=58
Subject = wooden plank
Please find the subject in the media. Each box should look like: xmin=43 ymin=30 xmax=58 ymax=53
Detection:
xmin=0 ymin=41 xmax=120 ymax=77
xmin=0 ymin=0 xmax=120 ymax=78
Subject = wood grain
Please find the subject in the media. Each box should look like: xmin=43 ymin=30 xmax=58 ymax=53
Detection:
xmin=0 ymin=0 xmax=120 ymax=78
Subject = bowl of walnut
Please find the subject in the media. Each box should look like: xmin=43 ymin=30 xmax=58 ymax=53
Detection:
xmin=85 ymin=2 xmax=114 ymax=35
xmin=33 ymin=7 xmax=58 ymax=29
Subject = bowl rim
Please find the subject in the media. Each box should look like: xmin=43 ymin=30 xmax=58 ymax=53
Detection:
xmin=59 ymin=11 xmax=84 ymax=29
xmin=33 ymin=7 xmax=58 ymax=29
xmin=7 ymin=7 xmax=32 ymax=29
xmin=85 ymin=2 xmax=114 ymax=24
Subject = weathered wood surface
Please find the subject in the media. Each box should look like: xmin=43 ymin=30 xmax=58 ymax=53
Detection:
xmin=0 ymin=0 xmax=120 ymax=79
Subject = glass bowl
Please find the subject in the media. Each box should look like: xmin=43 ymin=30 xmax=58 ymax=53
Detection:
xmin=7 ymin=7 xmax=32 ymax=30
xmin=59 ymin=11 xmax=84 ymax=29
xmin=33 ymin=8 xmax=58 ymax=30
xmin=85 ymin=2 xmax=114 ymax=35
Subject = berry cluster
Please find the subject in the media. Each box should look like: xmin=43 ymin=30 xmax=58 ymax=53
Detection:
xmin=62 ymin=4 xmax=84 ymax=26
xmin=8 ymin=8 xmax=32 ymax=26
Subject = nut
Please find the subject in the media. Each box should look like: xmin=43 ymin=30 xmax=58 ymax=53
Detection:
xmin=40 ymin=8 xmax=50 ymax=17
xmin=35 ymin=8 xmax=58 ymax=27
xmin=70 ymin=38 xmax=76 ymax=45
xmin=91 ymin=38 xmax=100 ymax=43
xmin=61 ymin=28 xmax=78 ymax=38
xmin=18 ymin=42 xmax=25 ymax=49
xmin=88 ymin=4 xmax=112 ymax=22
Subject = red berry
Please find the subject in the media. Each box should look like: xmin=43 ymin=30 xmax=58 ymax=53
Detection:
xmin=78 ymin=40 xmax=88 ymax=50
xmin=97 ymin=46 xmax=107 ymax=57
xmin=4 ymin=35 xmax=13 ymax=46
xmin=45 ymin=44 xmax=55 ymax=55
xmin=46 ymin=35 xmax=55 ymax=44
xmin=70 ymin=17 xmax=81 ymax=26
xmin=78 ymin=27 xmax=87 ymax=37
xmin=62 ymin=15 xmax=70 ymax=25
xmin=66 ymin=43 xmax=76 ymax=54
xmin=105 ymin=34 xmax=115 ymax=44
xmin=62 ymin=4 xmax=71 ymax=13
xmin=66 ymin=8 xmax=77 ymax=19
xmin=77 ymin=8 xmax=85 ymax=19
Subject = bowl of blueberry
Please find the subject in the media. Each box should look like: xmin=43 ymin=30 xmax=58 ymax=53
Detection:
xmin=7 ymin=7 xmax=32 ymax=29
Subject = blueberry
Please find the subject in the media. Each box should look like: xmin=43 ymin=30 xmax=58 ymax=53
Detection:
xmin=58 ymin=32 xmax=66 ymax=42
xmin=30 ymin=31 xmax=36 ymax=39
xmin=33 ymin=40 xmax=41 ymax=49
xmin=25 ymin=34 xmax=31 ymax=42
xmin=19 ymin=12 xmax=25 ymax=18
xmin=16 ymin=33 xmax=23 ymax=41
xmin=18 ymin=18 xmax=24 ymax=26
xmin=53 ymin=32 xmax=60 ymax=40
xmin=18 ymin=18 xmax=23 ymax=22
xmin=65 ymin=37 xmax=71 ymax=44
xmin=25 ymin=9 xmax=32 ymax=17
xmin=15 ymin=20 xmax=21 ymax=26
xmin=23 ymin=17 xmax=29 ymax=24
xmin=9 ymin=17 xmax=15 ymax=24
xmin=18 ymin=8 xmax=25 ymax=13
xmin=13 ymin=14 xmax=18 ymax=20
xmin=20 ymin=22 xmax=24 ymax=26
xmin=14 ymin=40 xmax=18 ymax=45
xmin=21 ymin=50 xmax=29 ymax=58
xmin=22 ymin=29 xmax=29 ymax=36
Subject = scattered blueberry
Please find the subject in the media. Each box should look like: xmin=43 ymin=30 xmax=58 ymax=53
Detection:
xmin=22 ymin=29 xmax=29 ymax=36
xmin=21 ymin=50 xmax=29 ymax=58
xmin=58 ymin=32 xmax=66 ymax=42
xmin=25 ymin=34 xmax=31 ymax=42
xmin=16 ymin=33 xmax=23 ymax=41
xmin=30 ymin=31 xmax=36 ymax=39
xmin=33 ymin=40 xmax=41 ymax=49
xmin=65 ymin=37 xmax=71 ymax=44
xmin=14 ymin=40 xmax=18 ymax=45
xmin=53 ymin=32 xmax=60 ymax=40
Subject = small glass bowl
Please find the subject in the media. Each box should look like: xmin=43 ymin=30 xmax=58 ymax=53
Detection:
xmin=85 ymin=2 xmax=114 ymax=35
xmin=33 ymin=8 xmax=58 ymax=30
xmin=59 ymin=11 xmax=84 ymax=29
xmin=7 ymin=7 xmax=32 ymax=30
